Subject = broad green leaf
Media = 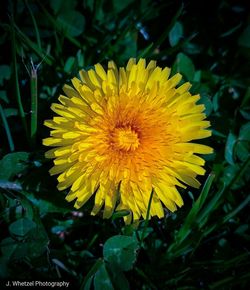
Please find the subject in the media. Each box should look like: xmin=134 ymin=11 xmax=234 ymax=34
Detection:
xmin=24 ymin=227 xmax=49 ymax=258
xmin=239 ymin=108 xmax=250 ymax=120
xmin=173 ymin=53 xmax=195 ymax=81
xmin=198 ymin=93 xmax=213 ymax=116
xmin=112 ymin=210 xmax=131 ymax=221
xmin=9 ymin=217 xmax=36 ymax=237
xmin=57 ymin=10 xmax=85 ymax=37
xmin=239 ymin=122 xmax=250 ymax=141
xmin=235 ymin=141 xmax=249 ymax=162
xmin=0 ymin=237 xmax=19 ymax=260
xmin=77 ymin=49 xmax=85 ymax=67
xmin=136 ymin=226 xmax=153 ymax=241
xmin=64 ymin=56 xmax=76 ymax=73
xmin=103 ymin=235 xmax=139 ymax=271
xmin=193 ymin=70 xmax=201 ymax=82
xmin=1 ymin=204 xmax=24 ymax=223
xmin=1 ymin=226 xmax=48 ymax=261
xmin=222 ymin=164 xmax=245 ymax=189
xmin=94 ymin=262 xmax=114 ymax=290
xmin=0 ymin=152 xmax=29 ymax=180
xmin=241 ymin=87 xmax=250 ymax=107
xmin=212 ymin=91 xmax=221 ymax=112
xmin=225 ymin=133 xmax=237 ymax=165
xmin=169 ymin=21 xmax=183 ymax=47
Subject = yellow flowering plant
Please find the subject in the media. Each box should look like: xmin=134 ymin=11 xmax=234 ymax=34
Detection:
xmin=43 ymin=58 xmax=212 ymax=223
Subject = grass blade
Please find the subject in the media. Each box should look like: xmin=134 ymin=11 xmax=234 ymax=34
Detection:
xmin=139 ymin=189 xmax=154 ymax=243
xmin=30 ymin=66 xmax=38 ymax=147
xmin=139 ymin=3 xmax=183 ymax=58
xmin=14 ymin=24 xmax=54 ymax=66
xmin=25 ymin=0 xmax=42 ymax=50
xmin=0 ymin=103 xmax=15 ymax=152
xmin=10 ymin=14 xmax=29 ymax=141
xmin=166 ymin=173 xmax=215 ymax=257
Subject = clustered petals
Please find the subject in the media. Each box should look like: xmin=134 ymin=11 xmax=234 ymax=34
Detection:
xmin=43 ymin=58 xmax=213 ymax=223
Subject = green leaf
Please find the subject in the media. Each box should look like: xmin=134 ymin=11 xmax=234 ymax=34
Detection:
xmin=169 ymin=21 xmax=183 ymax=47
xmin=64 ymin=56 xmax=76 ymax=73
xmin=235 ymin=141 xmax=250 ymax=162
xmin=225 ymin=133 xmax=237 ymax=165
xmin=9 ymin=217 xmax=36 ymax=237
xmin=168 ymin=173 xmax=215 ymax=251
xmin=0 ymin=237 xmax=19 ymax=260
xmin=94 ymin=262 xmax=114 ymax=290
xmin=239 ymin=122 xmax=250 ymax=141
xmin=0 ymin=152 xmax=29 ymax=180
xmin=80 ymin=259 xmax=103 ymax=290
xmin=189 ymin=174 xmax=215 ymax=218
xmin=19 ymin=190 xmax=71 ymax=215
xmin=1 ymin=225 xmax=48 ymax=261
xmin=222 ymin=164 xmax=245 ymax=189
xmin=57 ymin=10 xmax=85 ymax=37
xmin=0 ymin=65 xmax=11 ymax=85
xmin=136 ymin=226 xmax=153 ymax=242
xmin=112 ymin=210 xmax=131 ymax=221
xmin=83 ymin=276 xmax=93 ymax=290
xmin=103 ymin=235 xmax=139 ymax=271
xmin=197 ymin=183 xmax=225 ymax=228
xmin=76 ymin=49 xmax=85 ymax=67
xmin=198 ymin=93 xmax=213 ymax=116
xmin=106 ymin=263 xmax=130 ymax=290
xmin=239 ymin=108 xmax=250 ymax=120
xmin=173 ymin=53 xmax=195 ymax=81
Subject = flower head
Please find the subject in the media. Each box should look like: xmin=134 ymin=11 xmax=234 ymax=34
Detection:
xmin=43 ymin=58 xmax=213 ymax=223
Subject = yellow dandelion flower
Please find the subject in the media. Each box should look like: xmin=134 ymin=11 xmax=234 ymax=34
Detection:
xmin=43 ymin=58 xmax=213 ymax=223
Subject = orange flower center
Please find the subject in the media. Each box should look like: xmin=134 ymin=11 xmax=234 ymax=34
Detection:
xmin=112 ymin=127 xmax=140 ymax=151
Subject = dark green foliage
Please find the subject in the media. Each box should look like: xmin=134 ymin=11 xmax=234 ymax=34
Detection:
xmin=0 ymin=0 xmax=250 ymax=289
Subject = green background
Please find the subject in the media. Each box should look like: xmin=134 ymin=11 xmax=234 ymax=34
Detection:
xmin=0 ymin=0 xmax=250 ymax=289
